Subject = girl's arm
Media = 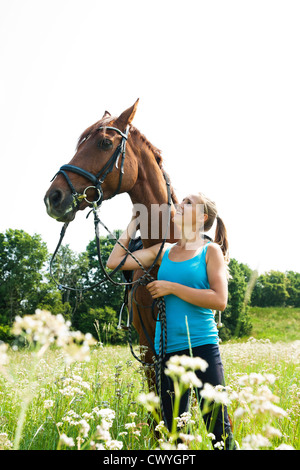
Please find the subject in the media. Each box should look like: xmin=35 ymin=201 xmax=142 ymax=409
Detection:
xmin=146 ymin=243 xmax=228 ymax=311
xmin=106 ymin=218 xmax=165 ymax=271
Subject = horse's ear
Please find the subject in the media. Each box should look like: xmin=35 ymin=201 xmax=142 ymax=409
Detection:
xmin=115 ymin=99 xmax=139 ymax=129
xmin=102 ymin=110 xmax=111 ymax=118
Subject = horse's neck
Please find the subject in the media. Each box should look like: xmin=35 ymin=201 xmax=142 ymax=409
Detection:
xmin=128 ymin=145 xmax=177 ymax=248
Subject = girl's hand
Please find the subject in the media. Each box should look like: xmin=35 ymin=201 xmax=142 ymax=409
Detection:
xmin=146 ymin=280 xmax=174 ymax=299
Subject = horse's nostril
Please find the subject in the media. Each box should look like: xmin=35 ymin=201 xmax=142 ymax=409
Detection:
xmin=49 ymin=189 xmax=63 ymax=208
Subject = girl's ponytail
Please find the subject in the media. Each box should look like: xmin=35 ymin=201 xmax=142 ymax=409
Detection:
xmin=214 ymin=215 xmax=229 ymax=264
xmin=198 ymin=192 xmax=230 ymax=265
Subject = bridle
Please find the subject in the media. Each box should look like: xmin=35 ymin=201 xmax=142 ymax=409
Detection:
xmin=50 ymin=125 xmax=130 ymax=210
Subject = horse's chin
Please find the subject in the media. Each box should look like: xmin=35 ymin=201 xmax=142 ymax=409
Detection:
xmin=46 ymin=206 xmax=76 ymax=223
xmin=56 ymin=212 xmax=76 ymax=223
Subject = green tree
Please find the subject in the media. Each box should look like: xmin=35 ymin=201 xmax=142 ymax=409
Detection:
xmin=238 ymin=262 xmax=254 ymax=284
xmin=48 ymin=244 xmax=90 ymax=322
xmin=286 ymin=271 xmax=300 ymax=307
xmin=0 ymin=229 xmax=48 ymax=325
xmin=251 ymin=271 xmax=289 ymax=307
xmin=70 ymin=232 xmax=128 ymax=340
xmin=219 ymin=258 xmax=252 ymax=341
xmin=84 ymin=232 xmax=125 ymax=312
xmin=75 ymin=306 xmax=127 ymax=345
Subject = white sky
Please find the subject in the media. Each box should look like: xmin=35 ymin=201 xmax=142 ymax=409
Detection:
xmin=0 ymin=0 xmax=299 ymax=274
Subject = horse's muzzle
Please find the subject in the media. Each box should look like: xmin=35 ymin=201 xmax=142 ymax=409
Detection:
xmin=44 ymin=189 xmax=76 ymax=222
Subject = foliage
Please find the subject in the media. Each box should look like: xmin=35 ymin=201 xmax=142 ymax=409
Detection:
xmin=75 ymin=306 xmax=127 ymax=345
xmin=0 ymin=229 xmax=48 ymax=326
xmin=251 ymin=271 xmax=289 ymax=307
xmin=286 ymin=271 xmax=300 ymax=307
xmin=219 ymin=259 xmax=252 ymax=341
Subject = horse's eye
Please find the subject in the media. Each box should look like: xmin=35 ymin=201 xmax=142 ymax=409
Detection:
xmin=98 ymin=138 xmax=113 ymax=150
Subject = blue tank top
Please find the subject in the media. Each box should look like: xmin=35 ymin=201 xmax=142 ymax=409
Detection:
xmin=154 ymin=242 xmax=219 ymax=354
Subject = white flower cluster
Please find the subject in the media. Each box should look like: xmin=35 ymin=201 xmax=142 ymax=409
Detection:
xmin=200 ymin=383 xmax=231 ymax=406
xmin=0 ymin=343 xmax=9 ymax=367
xmin=235 ymin=372 xmax=287 ymax=419
xmin=0 ymin=432 xmax=13 ymax=450
xmin=137 ymin=391 xmax=160 ymax=411
xmin=165 ymin=355 xmax=208 ymax=388
xmin=56 ymin=406 xmax=123 ymax=450
xmin=12 ymin=310 xmax=97 ymax=363
xmin=58 ymin=374 xmax=91 ymax=398
xmin=94 ymin=408 xmax=123 ymax=450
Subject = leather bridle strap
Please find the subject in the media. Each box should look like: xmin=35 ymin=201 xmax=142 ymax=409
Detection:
xmin=51 ymin=125 xmax=129 ymax=208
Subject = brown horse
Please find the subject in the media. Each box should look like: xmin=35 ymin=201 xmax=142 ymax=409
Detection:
xmin=44 ymin=100 xmax=178 ymax=389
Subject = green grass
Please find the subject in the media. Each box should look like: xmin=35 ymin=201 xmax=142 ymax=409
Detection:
xmin=248 ymin=306 xmax=300 ymax=342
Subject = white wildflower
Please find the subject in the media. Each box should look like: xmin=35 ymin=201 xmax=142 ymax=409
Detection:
xmin=166 ymin=354 xmax=208 ymax=373
xmin=96 ymin=408 xmax=115 ymax=432
xmin=177 ymin=443 xmax=188 ymax=450
xmin=155 ymin=421 xmax=167 ymax=433
xmin=242 ymin=433 xmax=271 ymax=450
xmin=0 ymin=343 xmax=9 ymax=367
xmin=125 ymin=422 xmax=136 ymax=430
xmin=79 ymin=419 xmax=90 ymax=438
xmin=98 ymin=408 xmax=115 ymax=423
xmin=96 ymin=424 xmax=111 ymax=442
xmin=138 ymin=391 xmax=160 ymax=411
xmin=200 ymin=383 xmax=230 ymax=405
xmin=263 ymin=425 xmax=282 ymax=439
xmin=179 ymin=433 xmax=195 ymax=443
xmin=214 ymin=440 xmax=224 ymax=450
xmin=275 ymin=444 xmax=295 ymax=450
xmin=174 ymin=411 xmax=194 ymax=428
xmin=106 ymin=440 xmax=123 ymax=450
xmin=43 ymin=399 xmax=54 ymax=409
xmin=233 ymin=407 xmax=246 ymax=419
xmin=180 ymin=371 xmax=202 ymax=388
xmin=12 ymin=310 xmax=96 ymax=363
xmin=94 ymin=443 xmax=106 ymax=450
xmin=0 ymin=433 xmax=13 ymax=450
xmin=59 ymin=434 xmax=75 ymax=447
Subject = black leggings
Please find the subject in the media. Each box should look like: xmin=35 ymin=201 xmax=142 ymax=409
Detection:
xmin=155 ymin=344 xmax=235 ymax=450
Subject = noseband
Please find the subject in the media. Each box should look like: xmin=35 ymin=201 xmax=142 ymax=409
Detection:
xmin=51 ymin=125 xmax=130 ymax=209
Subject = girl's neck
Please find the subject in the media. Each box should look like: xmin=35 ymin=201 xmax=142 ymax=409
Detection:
xmin=177 ymin=229 xmax=206 ymax=250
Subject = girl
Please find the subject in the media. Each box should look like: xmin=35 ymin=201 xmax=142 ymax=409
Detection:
xmin=107 ymin=192 xmax=235 ymax=449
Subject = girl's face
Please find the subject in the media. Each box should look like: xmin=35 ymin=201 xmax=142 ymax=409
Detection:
xmin=173 ymin=194 xmax=207 ymax=230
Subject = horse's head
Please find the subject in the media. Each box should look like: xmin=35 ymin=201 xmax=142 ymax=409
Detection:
xmin=44 ymin=100 xmax=139 ymax=222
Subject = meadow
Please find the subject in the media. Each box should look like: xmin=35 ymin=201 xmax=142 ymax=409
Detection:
xmin=0 ymin=309 xmax=299 ymax=451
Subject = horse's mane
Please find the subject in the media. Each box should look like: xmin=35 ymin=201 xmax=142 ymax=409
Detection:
xmin=129 ymin=125 xmax=178 ymax=204
xmin=76 ymin=116 xmax=178 ymax=204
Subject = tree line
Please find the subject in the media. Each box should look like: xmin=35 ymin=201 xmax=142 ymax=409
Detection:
xmin=0 ymin=229 xmax=299 ymax=344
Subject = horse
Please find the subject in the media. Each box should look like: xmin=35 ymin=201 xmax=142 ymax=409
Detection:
xmin=44 ymin=99 xmax=178 ymax=390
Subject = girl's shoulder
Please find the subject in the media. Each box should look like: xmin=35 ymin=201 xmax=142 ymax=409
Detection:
xmin=205 ymin=242 xmax=224 ymax=259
